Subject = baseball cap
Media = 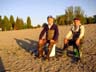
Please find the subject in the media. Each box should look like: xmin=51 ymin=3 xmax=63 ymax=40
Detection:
xmin=74 ymin=18 xmax=80 ymax=20
xmin=47 ymin=15 xmax=54 ymax=19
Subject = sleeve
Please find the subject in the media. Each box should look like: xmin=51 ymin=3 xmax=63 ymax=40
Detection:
xmin=65 ymin=31 xmax=72 ymax=39
xmin=53 ymin=25 xmax=59 ymax=41
xmin=79 ymin=25 xmax=85 ymax=39
xmin=39 ymin=27 xmax=46 ymax=40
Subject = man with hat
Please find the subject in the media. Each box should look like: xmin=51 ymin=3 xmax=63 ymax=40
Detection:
xmin=38 ymin=15 xmax=59 ymax=60
xmin=63 ymin=17 xmax=85 ymax=62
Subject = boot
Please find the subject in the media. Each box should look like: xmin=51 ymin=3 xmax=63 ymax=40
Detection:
xmin=38 ymin=44 xmax=43 ymax=58
xmin=62 ymin=44 xmax=68 ymax=57
xmin=73 ymin=46 xmax=80 ymax=60
xmin=46 ymin=42 xmax=54 ymax=60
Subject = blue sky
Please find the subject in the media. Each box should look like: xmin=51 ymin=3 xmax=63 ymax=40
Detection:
xmin=0 ymin=0 xmax=96 ymax=26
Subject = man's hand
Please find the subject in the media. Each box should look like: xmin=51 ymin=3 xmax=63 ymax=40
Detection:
xmin=50 ymin=40 xmax=55 ymax=44
xmin=76 ymin=38 xmax=80 ymax=46
xmin=64 ymin=38 xmax=68 ymax=44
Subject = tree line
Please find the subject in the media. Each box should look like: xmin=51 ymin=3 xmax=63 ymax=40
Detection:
xmin=0 ymin=6 xmax=96 ymax=31
xmin=55 ymin=6 xmax=96 ymax=25
xmin=0 ymin=15 xmax=32 ymax=31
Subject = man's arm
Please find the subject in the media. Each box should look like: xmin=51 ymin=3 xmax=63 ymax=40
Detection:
xmin=76 ymin=25 xmax=85 ymax=45
xmin=79 ymin=25 xmax=85 ymax=39
xmin=65 ymin=31 xmax=72 ymax=39
xmin=39 ymin=27 xmax=46 ymax=40
xmin=53 ymin=25 xmax=59 ymax=41
xmin=64 ymin=30 xmax=72 ymax=44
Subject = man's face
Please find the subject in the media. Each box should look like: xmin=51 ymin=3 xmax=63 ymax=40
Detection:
xmin=47 ymin=18 xmax=54 ymax=25
xmin=74 ymin=20 xmax=80 ymax=26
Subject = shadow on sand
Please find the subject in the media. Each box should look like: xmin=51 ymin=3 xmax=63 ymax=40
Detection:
xmin=15 ymin=38 xmax=39 ymax=56
xmin=56 ymin=47 xmax=63 ymax=57
xmin=0 ymin=57 xmax=5 ymax=72
xmin=15 ymin=38 xmax=76 ymax=61
xmin=15 ymin=38 xmax=65 ymax=58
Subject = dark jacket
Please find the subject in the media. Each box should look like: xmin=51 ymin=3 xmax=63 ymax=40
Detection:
xmin=39 ymin=24 xmax=59 ymax=41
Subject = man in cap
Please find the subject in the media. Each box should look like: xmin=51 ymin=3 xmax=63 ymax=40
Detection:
xmin=38 ymin=15 xmax=59 ymax=60
xmin=63 ymin=18 xmax=85 ymax=62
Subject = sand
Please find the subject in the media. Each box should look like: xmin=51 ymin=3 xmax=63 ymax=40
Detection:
xmin=0 ymin=24 xmax=96 ymax=72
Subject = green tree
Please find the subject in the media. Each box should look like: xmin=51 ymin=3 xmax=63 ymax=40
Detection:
xmin=86 ymin=17 xmax=94 ymax=24
xmin=23 ymin=23 xmax=27 ymax=29
xmin=0 ymin=16 xmax=2 ymax=29
xmin=93 ymin=15 xmax=96 ymax=23
xmin=65 ymin=6 xmax=74 ymax=25
xmin=2 ymin=16 xmax=12 ymax=31
xmin=55 ymin=6 xmax=86 ymax=25
xmin=37 ymin=24 xmax=41 ymax=28
xmin=15 ymin=17 xmax=24 ymax=30
xmin=74 ymin=6 xmax=86 ymax=24
xmin=10 ymin=15 xmax=15 ymax=30
xmin=15 ymin=17 xmax=19 ymax=30
xmin=20 ymin=19 xmax=24 ymax=29
xmin=56 ymin=16 xmax=60 ymax=25
xmin=56 ymin=15 xmax=66 ymax=25
xmin=27 ymin=16 xmax=32 ymax=28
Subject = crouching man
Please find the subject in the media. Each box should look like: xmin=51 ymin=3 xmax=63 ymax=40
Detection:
xmin=38 ymin=15 xmax=59 ymax=60
xmin=63 ymin=18 xmax=85 ymax=62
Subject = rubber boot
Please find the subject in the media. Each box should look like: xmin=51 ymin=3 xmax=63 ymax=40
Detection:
xmin=73 ymin=47 xmax=80 ymax=62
